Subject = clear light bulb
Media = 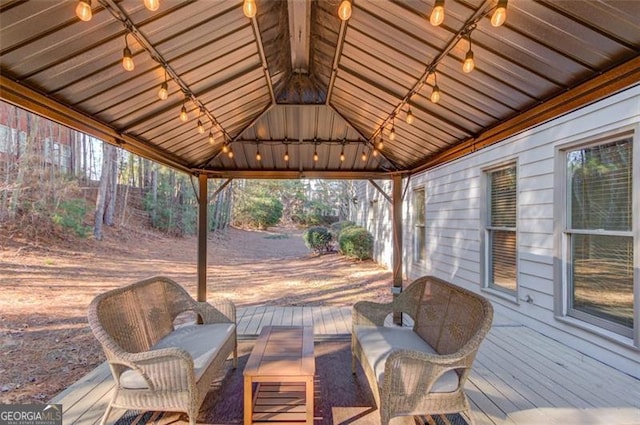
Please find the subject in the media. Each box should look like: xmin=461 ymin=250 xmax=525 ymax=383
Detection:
xmin=389 ymin=126 xmax=396 ymax=142
xmin=256 ymin=151 xmax=261 ymax=161
xmin=340 ymin=151 xmax=345 ymax=162
xmin=372 ymin=149 xmax=379 ymax=157
xmin=179 ymin=105 xmax=188 ymax=122
xmin=406 ymin=107 xmax=414 ymax=125
xmin=76 ymin=0 xmax=92 ymax=21
xmin=430 ymin=0 xmax=444 ymax=26
xmin=208 ymin=131 xmax=215 ymax=145
xmin=144 ymin=0 xmax=159 ymax=11
xmin=197 ymin=120 xmax=205 ymax=134
xmin=361 ymin=151 xmax=367 ymax=161
xmin=284 ymin=151 xmax=289 ymax=161
xmin=431 ymin=85 xmax=441 ymax=103
xmin=222 ymin=143 xmax=229 ymax=153
xmin=491 ymin=0 xmax=507 ymax=27
xmin=338 ymin=0 xmax=352 ymax=21
xmin=228 ymin=149 xmax=234 ymax=158
xmin=313 ymin=151 xmax=319 ymax=162
xmin=158 ymin=81 xmax=168 ymax=100
xmin=377 ymin=139 xmax=383 ymax=150
xmin=243 ymin=0 xmax=256 ymax=18
xmin=463 ymin=50 xmax=475 ymax=73
xmin=122 ymin=47 xmax=134 ymax=71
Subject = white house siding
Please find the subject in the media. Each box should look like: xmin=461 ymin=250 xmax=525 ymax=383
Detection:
xmin=352 ymin=85 xmax=640 ymax=379
xmin=349 ymin=179 xmax=395 ymax=267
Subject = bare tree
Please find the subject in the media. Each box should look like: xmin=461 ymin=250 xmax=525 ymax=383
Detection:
xmin=94 ymin=143 xmax=115 ymax=240
xmin=104 ymin=145 xmax=118 ymax=226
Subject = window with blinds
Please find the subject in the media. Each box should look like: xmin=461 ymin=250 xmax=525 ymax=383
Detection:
xmin=486 ymin=164 xmax=517 ymax=295
xmin=413 ymin=188 xmax=426 ymax=264
xmin=565 ymin=137 xmax=634 ymax=337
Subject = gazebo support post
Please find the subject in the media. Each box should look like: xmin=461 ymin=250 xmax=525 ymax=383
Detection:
xmin=392 ymin=174 xmax=403 ymax=325
xmin=197 ymin=173 xmax=208 ymax=303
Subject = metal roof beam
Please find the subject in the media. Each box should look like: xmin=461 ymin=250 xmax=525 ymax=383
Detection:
xmin=325 ymin=12 xmax=348 ymax=105
xmin=197 ymin=169 xmax=392 ymax=180
xmin=249 ymin=9 xmax=277 ymax=105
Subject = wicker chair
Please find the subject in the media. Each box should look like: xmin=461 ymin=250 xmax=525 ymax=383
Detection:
xmin=351 ymin=275 xmax=493 ymax=425
xmin=88 ymin=276 xmax=237 ymax=425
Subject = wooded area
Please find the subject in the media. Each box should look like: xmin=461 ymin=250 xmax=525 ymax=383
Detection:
xmin=0 ymin=102 xmax=353 ymax=241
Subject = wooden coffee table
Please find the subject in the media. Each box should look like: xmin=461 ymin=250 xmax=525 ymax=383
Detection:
xmin=243 ymin=326 xmax=315 ymax=425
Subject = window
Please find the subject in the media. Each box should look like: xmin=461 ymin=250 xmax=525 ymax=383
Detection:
xmin=413 ymin=188 xmax=426 ymax=263
xmin=564 ymin=136 xmax=634 ymax=337
xmin=485 ymin=164 xmax=517 ymax=295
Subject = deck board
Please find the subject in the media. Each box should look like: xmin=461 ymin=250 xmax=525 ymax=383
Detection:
xmin=54 ymin=307 xmax=640 ymax=425
xmin=487 ymin=328 xmax=621 ymax=408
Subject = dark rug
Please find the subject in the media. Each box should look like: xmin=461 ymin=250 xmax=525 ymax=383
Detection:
xmin=114 ymin=341 xmax=468 ymax=425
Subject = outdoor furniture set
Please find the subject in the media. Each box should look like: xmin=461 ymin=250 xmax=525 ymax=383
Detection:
xmin=88 ymin=275 xmax=493 ymax=425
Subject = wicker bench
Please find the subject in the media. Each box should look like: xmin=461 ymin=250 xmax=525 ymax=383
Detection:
xmin=88 ymin=276 xmax=237 ymax=425
xmin=351 ymin=276 xmax=493 ymax=425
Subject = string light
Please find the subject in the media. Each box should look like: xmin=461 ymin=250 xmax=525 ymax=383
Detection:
xmin=372 ymin=148 xmax=379 ymax=157
xmin=196 ymin=109 xmax=205 ymax=133
xmin=243 ymin=0 xmax=256 ymax=18
xmin=405 ymin=105 xmax=414 ymax=125
xmin=208 ymin=129 xmax=215 ymax=145
xmin=256 ymin=148 xmax=261 ymax=161
xmin=491 ymin=0 xmax=508 ymax=27
xmin=122 ymin=34 xmax=134 ymax=72
xmin=313 ymin=149 xmax=319 ymax=162
xmin=158 ymin=70 xmax=168 ymax=100
xmin=180 ymin=102 xmax=188 ymax=122
xmin=76 ymin=0 xmax=92 ymax=21
xmin=340 ymin=148 xmax=345 ymax=162
xmin=430 ymin=72 xmax=441 ymax=103
xmin=144 ymin=0 xmax=159 ymax=11
xmin=222 ymin=142 xmax=229 ymax=153
xmin=463 ymin=33 xmax=475 ymax=73
xmin=361 ymin=150 xmax=367 ymax=161
xmin=389 ymin=121 xmax=396 ymax=142
xmin=430 ymin=0 xmax=444 ymax=26
xmin=284 ymin=149 xmax=289 ymax=162
xmin=228 ymin=146 xmax=234 ymax=158
xmin=338 ymin=0 xmax=352 ymax=21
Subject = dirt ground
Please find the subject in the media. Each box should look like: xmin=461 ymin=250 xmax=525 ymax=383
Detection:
xmin=0 ymin=225 xmax=392 ymax=404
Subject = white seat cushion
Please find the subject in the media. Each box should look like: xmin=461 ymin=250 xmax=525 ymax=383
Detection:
xmin=354 ymin=325 xmax=459 ymax=393
xmin=120 ymin=323 xmax=234 ymax=389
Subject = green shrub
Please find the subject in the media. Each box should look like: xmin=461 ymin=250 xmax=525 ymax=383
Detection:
xmin=330 ymin=220 xmax=355 ymax=241
xmin=303 ymin=226 xmax=333 ymax=254
xmin=52 ymin=198 xmax=91 ymax=237
xmin=338 ymin=226 xmax=373 ymax=260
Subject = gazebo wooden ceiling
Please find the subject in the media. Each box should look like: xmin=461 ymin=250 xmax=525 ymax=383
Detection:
xmin=1 ymin=0 xmax=639 ymax=180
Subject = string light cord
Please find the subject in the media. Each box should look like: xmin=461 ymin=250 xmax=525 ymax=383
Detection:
xmin=368 ymin=0 xmax=494 ymax=147
xmin=98 ymin=0 xmax=231 ymax=142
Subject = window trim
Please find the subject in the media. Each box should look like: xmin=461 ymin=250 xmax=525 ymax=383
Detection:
xmin=554 ymin=126 xmax=639 ymax=347
xmin=481 ymin=160 xmax=519 ymax=302
xmin=412 ymin=187 xmax=426 ymax=265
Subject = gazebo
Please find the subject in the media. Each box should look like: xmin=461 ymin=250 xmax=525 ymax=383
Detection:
xmin=1 ymin=0 xmax=638 ymax=299
xmin=2 ymin=1 xmax=640 ymax=423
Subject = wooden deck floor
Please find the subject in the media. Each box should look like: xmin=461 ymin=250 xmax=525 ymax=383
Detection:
xmin=52 ymin=306 xmax=640 ymax=425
